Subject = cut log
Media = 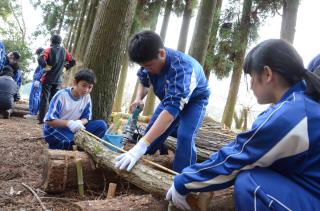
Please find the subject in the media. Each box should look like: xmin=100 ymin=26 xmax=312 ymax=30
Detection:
xmin=74 ymin=130 xmax=174 ymax=197
xmin=42 ymin=149 xmax=112 ymax=193
xmin=165 ymin=127 xmax=235 ymax=162
xmin=12 ymin=103 xmax=29 ymax=117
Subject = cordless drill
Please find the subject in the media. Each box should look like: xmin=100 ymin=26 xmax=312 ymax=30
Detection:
xmin=123 ymin=106 xmax=143 ymax=143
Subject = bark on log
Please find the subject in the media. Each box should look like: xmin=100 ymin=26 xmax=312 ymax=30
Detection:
xmin=74 ymin=130 xmax=174 ymax=197
xmin=165 ymin=128 xmax=235 ymax=162
xmin=12 ymin=103 xmax=29 ymax=117
xmin=42 ymin=149 xmax=109 ymax=193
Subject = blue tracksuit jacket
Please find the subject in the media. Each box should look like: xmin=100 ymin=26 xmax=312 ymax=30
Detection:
xmin=308 ymin=53 xmax=320 ymax=72
xmin=137 ymin=48 xmax=210 ymax=118
xmin=29 ymin=66 xmax=43 ymax=115
xmin=174 ymin=81 xmax=320 ymax=202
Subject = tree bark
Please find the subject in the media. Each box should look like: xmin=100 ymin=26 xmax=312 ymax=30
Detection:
xmin=74 ymin=130 xmax=174 ymax=197
xmin=160 ymin=0 xmax=173 ymax=42
xmin=177 ymin=0 xmax=193 ymax=52
xmin=221 ymin=0 xmax=252 ymax=128
xmin=57 ymin=0 xmax=69 ymax=34
xmin=204 ymin=0 xmax=223 ymax=79
xmin=65 ymin=18 xmax=75 ymax=48
xmin=280 ymin=0 xmax=300 ymax=44
xmin=188 ymin=0 xmax=217 ymax=66
xmin=130 ymin=79 xmax=139 ymax=104
xmin=113 ymin=53 xmax=129 ymax=112
xmin=77 ymin=0 xmax=99 ymax=60
xmin=68 ymin=16 xmax=80 ymax=52
xmin=72 ymin=0 xmax=89 ymax=55
xmin=84 ymin=0 xmax=138 ymax=119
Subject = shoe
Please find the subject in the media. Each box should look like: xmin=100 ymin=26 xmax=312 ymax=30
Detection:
xmin=24 ymin=114 xmax=38 ymax=119
xmin=3 ymin=109 xmax=12 ymax=119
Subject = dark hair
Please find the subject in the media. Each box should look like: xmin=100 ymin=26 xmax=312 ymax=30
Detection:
xmin=35 ymin=47 xmax=44 ymax=55
xmin=12 ymin=51 xmax=21 ymax=60
xmin=50 ymin=34 xmax=62 ymax=45
xmin=0 ymin=65 xmax=14 ymax=78
xmin=128 ymin=30 xmax=164 ymax=63
xmin=243 ymin=39 xmax=320 ymax=101
xmin=74 ymin=68 xmax=97 ymax=84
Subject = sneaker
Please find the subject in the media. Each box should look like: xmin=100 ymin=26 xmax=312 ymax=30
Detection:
xmin=24 ymin=114 xmax=38 ymax=119
xmin=3 ymin=109 xmax=12 ymax=119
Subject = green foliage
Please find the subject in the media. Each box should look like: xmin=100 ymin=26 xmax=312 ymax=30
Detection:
xmin=0 ymin=1 xmax=10 ymax=20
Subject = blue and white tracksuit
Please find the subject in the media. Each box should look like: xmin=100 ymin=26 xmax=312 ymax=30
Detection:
xmin=0 ymin=41 xmax=5 ymax=70
xmin=173 ymin=81 xmax=320 ymax=210
xmin=43 ymin=88 xmax=108 ymax=150
xmin=29 ymin=66 xmax=43 ymax=115
xmin=137 ymin=48 xmax=210 ymax=173
xmin=308 ymin=53 xmax=320 ymax=72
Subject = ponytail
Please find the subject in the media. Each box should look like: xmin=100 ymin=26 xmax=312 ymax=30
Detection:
xmin=303 ymin=69 xmax=320 ymax=102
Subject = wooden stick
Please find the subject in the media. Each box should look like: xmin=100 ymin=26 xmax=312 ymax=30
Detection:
xmin=106 ymin=183 xmax=117 ymax=199
xmin=75 ymin=158 xmax=85 ymax=197
xmin=21 ymin=183 xmax=48 ymax=211
xmin=80 ymin=129 xmax=178 ymax=176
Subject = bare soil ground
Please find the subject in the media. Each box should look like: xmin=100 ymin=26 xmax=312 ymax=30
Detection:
xmin=0 ymin=117 xmax=168 ymax=210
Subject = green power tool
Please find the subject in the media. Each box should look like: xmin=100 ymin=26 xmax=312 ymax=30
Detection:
xmin=123 ymin=106 xmax=143 ymax=143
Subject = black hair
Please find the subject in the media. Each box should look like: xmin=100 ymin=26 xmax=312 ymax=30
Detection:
xmin=35 ymin=47 xmax=44 ymax=55
xmin=0 ymin=65 xmax=14 ymax=78
xmin=243 ymin=39 xmax=320 ymax=101
xmin=50 ymin=34 xmax=62 ymax=45
xmin=128 ymin=30 xmax=164 ymax=63
xmin=12 ymin=51 xmax=21 ymax=60
xmin=74 ymin=68 xmax=97 ymax=84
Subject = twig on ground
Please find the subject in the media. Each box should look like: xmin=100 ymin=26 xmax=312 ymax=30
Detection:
xmin=39 ymin=196 xmax=77 ymax=203
xmin=21 ymin=182 xmax=48 ymax=211
xmin=20 ymin=137 xmax=43 ymax=142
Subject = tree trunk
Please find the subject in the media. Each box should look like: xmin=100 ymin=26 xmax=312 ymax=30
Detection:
xmin=280 ymin=0 xmax=300 ymax=44
xmin=113 ymin=53 xmax=129 ymax=112
xmin=131 ymin=79 xmax=139 ymax=104
xmin=84 ymin=0 xmax=138 ymax=119
xmin=204 ymin=0 xmax=223 ymax=79
xmin=160 ymin=0 xmax=173 ymax=42
xmin=74 ymin=130 xmax=173 ymax=197
xmin=221 ymin=0 xmax=252 ymax=128
xmin=77 ymin=0 xmax=99 ymax=60
xmin=57 ymin=0 xmax=69 ymax=34
xmin=143 ymin=87 xmax=157 ymax=116
xmin=65 ymin=18 xmax=75 ymax=48
xmin=188 ymin=0 xmax=217 ymax=66
xmin=42 ymin=149 xmax=108 ymax=193
xmin=177 ymin=0 xmax=193 ymax=52
xmin=68 ymin=16 xmax=80 ymax=52
xmin=72 ymin=0 xmax=89 ymax=55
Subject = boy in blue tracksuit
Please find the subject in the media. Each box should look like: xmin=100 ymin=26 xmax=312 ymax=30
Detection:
xmin=115 ymin=31 xmax=210 ymax=173
xmin=166 ymin=39 xmax=320 ymax=210
xmin=43 ymin=69 xmax=108 ymax=150
xmin=24 ymin=48 xmax=44 ymax=119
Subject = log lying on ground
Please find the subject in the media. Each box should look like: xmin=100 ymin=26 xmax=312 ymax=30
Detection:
xmin=42 ymin=149 xmax=110 ymax=193
xmin=165 ymin=128 xmax=235 ymax=162
xmin=74 ymin=130 xmax=174 ymax=197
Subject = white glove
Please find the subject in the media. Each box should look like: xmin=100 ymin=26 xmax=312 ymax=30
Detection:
xmin=115 ymin=137 xmax=149 ymax=171
xmin=166 ymin=184 xmax=191 ymax=210
xmin=67 ymin=120 xmax=85 ymax=133
xmin=33 ymin=81 xmax=40 ymax=88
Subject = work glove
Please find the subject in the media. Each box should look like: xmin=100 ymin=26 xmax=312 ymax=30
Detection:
xmin=166 ymin=184 xmax=191 ymax=210
xmin=115 ymin=137 xmax=149 ymax=171
xmin=67 ymin=120 xmax=85 ymax=133
xmin=33 ymin=80 xmax=40 ymax=88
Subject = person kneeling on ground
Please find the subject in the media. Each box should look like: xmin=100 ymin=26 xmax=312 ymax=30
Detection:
xmin=43 ymin=68 xmax=108 ymax=150
xmin=0 ymin=66 xmax=19 ymax=119
xmin=166 ymin=39 xmax=320 ymax=210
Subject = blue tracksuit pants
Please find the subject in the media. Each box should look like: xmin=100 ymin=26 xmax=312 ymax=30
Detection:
xmin=234 ymin=168 xmax=320 ymax=211
xmin=29 ymin=83 xmax=41 ymax=115
xmin=145 ymin=98 xmax=207 ymax=173
xmin=43 ymin=120 xmax=108 ymax=150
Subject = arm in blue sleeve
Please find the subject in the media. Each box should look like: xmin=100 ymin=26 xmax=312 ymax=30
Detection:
xmin=137 ymin=67 xmax=150 ymax=88
xmin=33 ymin=66 xmax=43 ymax=81
xmin=163 ymin=57 xmax=197 ymax=118
xmin=44 ymin=94 xmax=63 ymax=121
xmin=80 ymin=101 xmax=92 ymax=120
xmin=174 ymin=101 xmax=309 ymax=195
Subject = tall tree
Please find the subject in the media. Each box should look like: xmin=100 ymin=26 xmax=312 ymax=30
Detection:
xmin=143 ymin=0 xmax=173 ymax=116
xmin=77 ymin=0 xmax=99 ymax=61
xmin=221 ymin=0 xmax=252 ymax=127
xmin=57 ymin=0 xmax=69 ymax=34
xmin=188 ymin=0 xmax=217 ymax=66
xmin=203 ymin=0 xmax=223 ymax=79
xmin=84 ymin=0 xmax=138 ymax=119
xmin=177 ymin=0 xmax=195 ymax=52
xmin=72 ymin=0 xmax=89 ymax=55
xmin=280 ymin=0 xmax=300 ymax=44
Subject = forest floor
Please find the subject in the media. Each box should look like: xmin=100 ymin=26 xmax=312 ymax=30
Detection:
xmin=0 ymin=104 xmax=235 ymax=211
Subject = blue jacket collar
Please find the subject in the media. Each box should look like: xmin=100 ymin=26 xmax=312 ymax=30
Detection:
xmin=277 ymin=81 xmax=306 ymax=104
